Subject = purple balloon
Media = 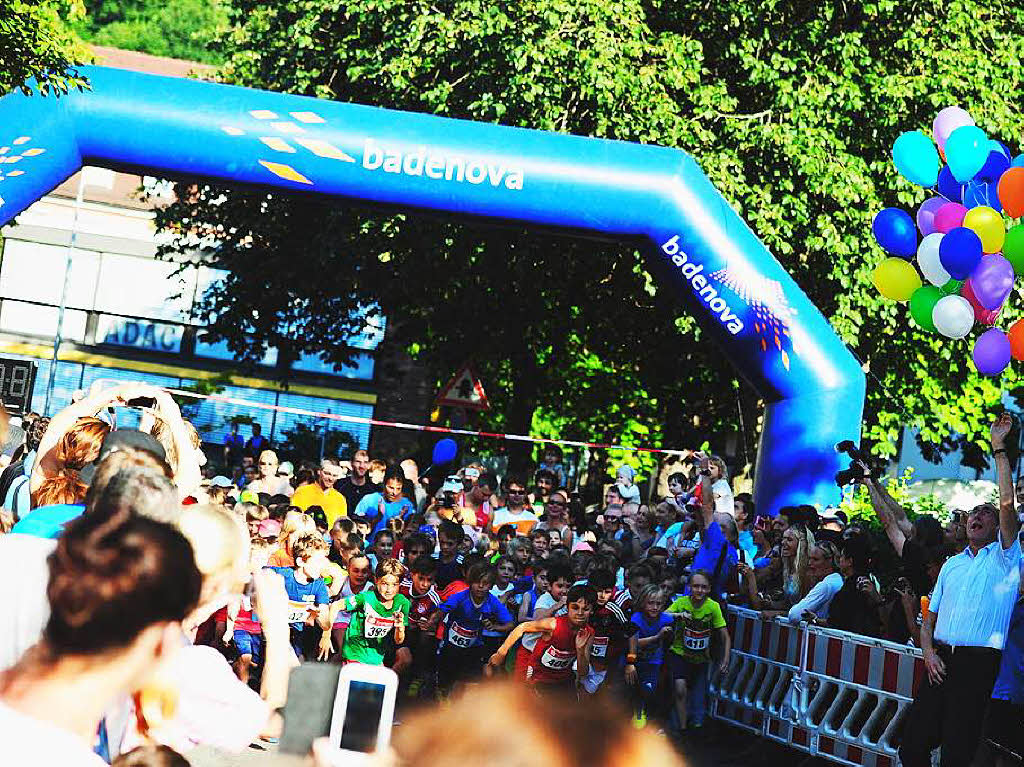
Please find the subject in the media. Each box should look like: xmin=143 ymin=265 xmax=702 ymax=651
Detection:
xmin=916 ymin=197 xmax=947 ymax=235
xmin=969 ymin=254 xmax=1015 ymax=310
xmin=973 ymin=328 xmax=1012 ymax=377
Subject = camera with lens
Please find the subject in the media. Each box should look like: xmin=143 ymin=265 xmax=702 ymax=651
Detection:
xmin=834 ymin=440 xmax=876 ymax=487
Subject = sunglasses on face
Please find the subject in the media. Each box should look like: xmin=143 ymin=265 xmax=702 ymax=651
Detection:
xmin=605 ymin=516 xmax=622 ymax=523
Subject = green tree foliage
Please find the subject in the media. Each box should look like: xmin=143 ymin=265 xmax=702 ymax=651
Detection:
xmin=0 ymin=0 xmax=89 ymax=95
xmin=73 ymin=0 xmax=226 ymax=64
xmin=157 ymin=0 xmax=1024 ymax=476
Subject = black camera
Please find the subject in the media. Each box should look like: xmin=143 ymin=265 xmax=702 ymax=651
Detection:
xmin=834 ymin=440 xmax=875 ymax=487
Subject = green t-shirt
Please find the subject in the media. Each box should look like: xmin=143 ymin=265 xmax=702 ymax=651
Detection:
xmin=341 ymin=591 xmax=411 ymax=665
xmin=667 ymin=595 xmax=726 ymax=664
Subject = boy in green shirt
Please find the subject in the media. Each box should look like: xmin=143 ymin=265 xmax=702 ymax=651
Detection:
xmin=340 ymin=558 xmax=411 ymax=665
xmin=666 ymin=570 xmax=731 ymax=731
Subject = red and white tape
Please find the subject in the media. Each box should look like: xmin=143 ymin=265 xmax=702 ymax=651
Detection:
xmin=159 ymin=387 xmax=689 ymax=456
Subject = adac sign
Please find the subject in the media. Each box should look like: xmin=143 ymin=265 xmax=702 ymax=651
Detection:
xmin=98 ymin=316 xmax=183 ymax=353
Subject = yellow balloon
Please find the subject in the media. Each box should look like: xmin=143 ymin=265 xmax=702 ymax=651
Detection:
xmin=873 ymin=257 xmax=921 ymax=301
xmin=963 ymin=206 xmax=1006 ymax=254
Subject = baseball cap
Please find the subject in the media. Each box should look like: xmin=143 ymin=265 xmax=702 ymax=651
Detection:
xmin=239 ymin=489 xmax=259 ymax=504
xmin=98 ymin=428 xmax=167 ymax=463
xmin=277 ymin=460 xmax=294 ymax=477
xmin=210 ymin=475 xmax=233 ymax=488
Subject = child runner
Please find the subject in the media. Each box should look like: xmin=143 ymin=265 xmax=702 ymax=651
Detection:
xmin=487 ymin=584 xmax=597 ymax=695
xmin=666 ymin=569 xmax=730 ymax=733
xmin=432 ymin=562 xmax=515 ymax=697
xmin=481 ymin=556 xmax=518 ymax=663
xmin=581 ymin=568 xmax=639 ymax=696
xmin=630 ymin=584 xmax=674 ymax=728
xmin=435 ymin=520 xmax=466 ymax=590
xmin=615 ymin=563 xmax=655 ymax=615
xmin=400 ymin=555 xmax=441 ymax=698
xmin=515 ymin=562 xmax=573 ymax=679
xmin=339 ymin=558 xmax=411 ymax=665
xmin=267 ymin=532 xmax=332 ymax=660
xmin=324 ymin=552 xmax=373 ymax=662
xmin=530 ymin=529 xmax=550 ymax=560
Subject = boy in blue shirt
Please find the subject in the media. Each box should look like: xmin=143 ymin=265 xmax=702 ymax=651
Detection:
xmin=267 ymin=532 xmax=332 ymax=659
xmin=431 ymin=562 xmax=515 ymax=696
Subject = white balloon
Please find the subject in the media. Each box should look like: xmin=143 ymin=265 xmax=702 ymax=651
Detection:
xmin=917 ymin=232 xmax=949 ymax=286
xmin=932 ymin=295 xmax=974 ymax=339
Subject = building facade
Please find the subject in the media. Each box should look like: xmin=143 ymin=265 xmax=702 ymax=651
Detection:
xmin=0 ymin=47 xmax=379 ymax=457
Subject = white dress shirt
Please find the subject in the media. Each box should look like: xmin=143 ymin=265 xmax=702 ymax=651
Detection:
xmin=931 ymin=532 xmax=1022 ymax=649
xmin=788 ymin=571 xmax=844 ymax=625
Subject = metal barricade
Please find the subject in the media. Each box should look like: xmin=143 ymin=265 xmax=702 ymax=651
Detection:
xmin=710 ymin=606 xmax=924 ymax=767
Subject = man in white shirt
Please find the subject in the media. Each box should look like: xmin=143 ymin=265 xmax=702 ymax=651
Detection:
xmin=490 ymin=475 xmax=538 ymax=536
xmin=899 ymin=414 xmax=1022 ymax=767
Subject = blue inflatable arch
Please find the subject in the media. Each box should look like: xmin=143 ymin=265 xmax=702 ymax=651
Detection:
xmin=0 ymin=66 xmax=864 ymax=512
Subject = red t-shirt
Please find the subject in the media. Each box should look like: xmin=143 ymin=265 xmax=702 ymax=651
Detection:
xmin=528 ymin=617 xmax=587 ymax=685
xmin=400 ymin=578 xmax=441 ymax=623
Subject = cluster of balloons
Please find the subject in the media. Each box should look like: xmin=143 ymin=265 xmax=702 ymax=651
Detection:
xmin=873 ymin=106 xmax=1024 ymax=377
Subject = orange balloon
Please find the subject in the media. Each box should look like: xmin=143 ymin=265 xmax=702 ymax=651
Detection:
xmin=998 ymin=166 xmax=1024 ymax=218
xmin=1009 ymin=318 xmax=1024 ymax=361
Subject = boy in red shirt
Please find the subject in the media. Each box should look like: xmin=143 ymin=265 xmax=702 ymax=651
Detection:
xmin=399 ymin=555 xmax=441 ymax=698
xmin=583 ymin=568 xmax=639 ymax=695
xmin=486 ymin=584 xmax=597 ymax=695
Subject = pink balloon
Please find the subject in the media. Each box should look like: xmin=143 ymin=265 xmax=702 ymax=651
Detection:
xmin=934 ymin=202 xmax=968 ymax=233
xmin=917 ymin=197 xmax=947 ymax=235
xmin=962 ymin=279 xmax=1002 ymax=325
xmin=933 ymin=106 xmax=975 ymax=151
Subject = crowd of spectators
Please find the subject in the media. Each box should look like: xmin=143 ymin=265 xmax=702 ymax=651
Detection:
xmin=0 ymin=380 xmax=1021 ymax=767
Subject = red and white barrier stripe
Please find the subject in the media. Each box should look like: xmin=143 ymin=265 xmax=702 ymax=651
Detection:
xmin=712 ymin=607 xmax=924 ymax=767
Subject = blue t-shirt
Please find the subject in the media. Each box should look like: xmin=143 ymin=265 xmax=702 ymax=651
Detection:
xmin=268 ymin=566 xmax=329 ymax=630
xmin=992 ymin=597 xmax=1024 ymax=703
xmin=631 ymin=611 xmax=674 ymax=666
xmin=10 ymin=503 xmax=86 ymax=539
xmin=689 ymin=518 xmax=738 ymax=600
xmin=355 ymin=492 xmax=414 ymax=536
xmin=439 ymin=590 xmax=513 ymax=648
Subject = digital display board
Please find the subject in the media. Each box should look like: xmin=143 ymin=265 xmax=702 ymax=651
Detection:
xmin=0 ymin=357 xmax=37 ymax=416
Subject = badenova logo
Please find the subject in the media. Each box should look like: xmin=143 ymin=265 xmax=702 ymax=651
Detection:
xmin=662 ymin=235 xmax=744 ymax=335
xmin=362 ymin=139 xmax=525 ymax=190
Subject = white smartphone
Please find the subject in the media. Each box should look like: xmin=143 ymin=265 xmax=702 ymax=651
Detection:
xmin=327 ymin=663 xmax=399 ymax=761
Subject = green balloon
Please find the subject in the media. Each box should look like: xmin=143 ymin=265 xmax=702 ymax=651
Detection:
xmin=910 ymin=285 xmax=943 ymax=332
xmin=940 ymin=278 xmax=963 ymax=295
xmin=1004 ymin=224 xmax=1024 ymax=276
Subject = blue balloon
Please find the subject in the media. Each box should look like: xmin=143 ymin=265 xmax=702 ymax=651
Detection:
xmin=939 ymin=226 xmax=983 ymax=280
xmin=976 ymin=145 xmax=1011 ymax=183
xmin=1012 ymin=154 xmax=1024 ymax=168
xmin=432 ymin=438 xmax=458 ymax=465
xmin=945 ymin=125 xmax=989 ymax=182
xmin=937 ymin=165 xmax=962 ymax=202
xmin=962 ymin=179 xmax=1002 ymax=212
xmin=892 ymin=131 xmax=939 ymax=187
xmin=872 ymin=207 xmax=917 ymax=258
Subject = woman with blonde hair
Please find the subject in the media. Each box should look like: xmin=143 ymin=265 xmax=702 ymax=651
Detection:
xmin=267 ymin=509 xmax=315 ymax=567
xmin=120 ymin=504 xmax=298 ymax=756
xmin=245 ymin=449 xmax=291 ymax=496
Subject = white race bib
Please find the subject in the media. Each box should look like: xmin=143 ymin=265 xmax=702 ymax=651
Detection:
xmin=287 ymin=600 xmax=312 ymax=624
xmin=591 ymin=636 xmax=610 ymax=658
xmin=448 ymin=623 xmax=478 ymax=649
xmin=684 ymin=630 xmax=710 ymax=652
xmin=364 ymin=613 xmax=395 ymax=639
xmin=540 ymin=645 xmax=574 ymax=670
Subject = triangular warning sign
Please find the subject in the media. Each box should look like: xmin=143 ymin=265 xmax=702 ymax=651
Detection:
xmin=435 ymin=363 xmax=490 ymax=411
